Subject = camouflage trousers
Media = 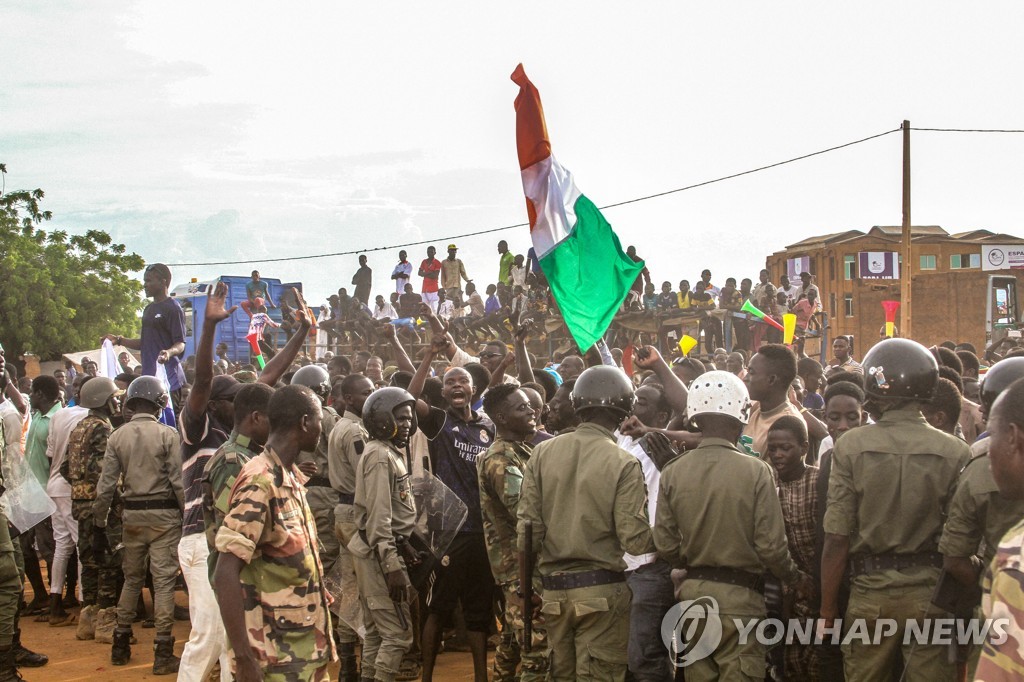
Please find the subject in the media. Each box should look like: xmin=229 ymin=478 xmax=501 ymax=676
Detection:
xmin=261 ymin=661 xmax=330 ymax=682
xmin=73 ymin=502 xmax=123 ymax=608
xmin=493 ymin=585 xmax=549 ymax=682
xmin=0 ymin=513 xmax=22 ymax=647
xmin=332 ymin=504 xmax=359 ymax=644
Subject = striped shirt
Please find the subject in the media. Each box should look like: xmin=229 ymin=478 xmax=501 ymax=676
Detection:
xmin=179 ymin=404 xmax=230 ymax=537
xmin=777 ymin=465 xmax=819 ymax=577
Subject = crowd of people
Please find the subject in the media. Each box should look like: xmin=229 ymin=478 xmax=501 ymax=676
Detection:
xmin=277 ymin=242 xmax=826 ymax=361
xmin=0 ymin=252 xmax=1023 ymax=682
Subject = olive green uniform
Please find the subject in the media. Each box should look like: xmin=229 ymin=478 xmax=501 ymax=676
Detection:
xmin=938 ymin=435 xmax=1024 ymax=675
xmin=93 ymin=413 xmax=184 ymax=632
xmin=517 ymin=423 xmax=655 ymax=682
xmin=349 ymin=439 xmax=417 ymax=682
xmin=478 ymin=437 xmax=548 ymax=681
xmin=824 ymin=406 xmax=970 ymax=682
xmin=327 ymin=410 xmax=366 ymax=646
xmin=654 ymin=437 xmax=801 ymax=681
xmin=300 ymin=405 xmax=340 ymax=577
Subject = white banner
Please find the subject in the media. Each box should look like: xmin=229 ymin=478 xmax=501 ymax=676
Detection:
xmin=983 ymin=245 xmax=1024 ymax=271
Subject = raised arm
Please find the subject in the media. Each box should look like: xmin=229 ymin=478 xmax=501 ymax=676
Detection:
xmin=381 ymin=324 xmax=416 ymax=375
xmin=408 ymin=336 xmax=447 ymax=419
xmin=632 ymin=346 xmax=688 ymax=414
xmin=420 ymin=304 xmax=458 ymax=360
xmin=187 ymin=281 xmax=237 ymax=418
xmin=258 ymin=288 xmax=312 ymax=386
xmin=514 ymin=327 xmax=534 ymax=385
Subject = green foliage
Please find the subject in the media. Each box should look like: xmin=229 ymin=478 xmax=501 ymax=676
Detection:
xmin=0 ymin=165 xmax=145 ymax=361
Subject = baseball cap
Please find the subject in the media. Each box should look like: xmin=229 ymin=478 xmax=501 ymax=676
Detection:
xmin=447 ymin=244 xmax=458 ymax=250
xmin=210 ymin=375 xmax=242 ymax=401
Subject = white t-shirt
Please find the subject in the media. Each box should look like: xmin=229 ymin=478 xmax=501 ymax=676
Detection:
xmin=617 ymin=432 xmax=659 ymax=570
xmin=0 ymin=400 xmax=25 ymax=460
xmin=46 ymin=405 xmax=89 ymax=497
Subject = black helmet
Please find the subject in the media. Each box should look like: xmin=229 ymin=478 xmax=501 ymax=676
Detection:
xmin=980 ymin=357 xmax=1024 ymax=411
xmin=126 ymin=376 xmax=168 ymax=409
xmin=79 ymin=377 xmax=123 ymax=410
xmin=862 ymin=338 xmax=938 ymax=401
xmin=571 ymin=366 xmax=636 ymax=417
xmin=290 ymin=365 xmax=331 ymax=403
xmin=362 ymin=387 xmax=417 ymax=442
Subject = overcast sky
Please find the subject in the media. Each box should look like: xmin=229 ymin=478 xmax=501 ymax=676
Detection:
xmin=4 ymin=2 xmax=1024 ymax=305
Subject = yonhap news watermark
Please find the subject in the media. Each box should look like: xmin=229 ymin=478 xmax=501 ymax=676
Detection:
xmin=661 ymin=597 xmax=1009 ymax=668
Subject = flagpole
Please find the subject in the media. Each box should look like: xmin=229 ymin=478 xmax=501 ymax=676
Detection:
xmin=900 ymin=120 xmax=912 ymax=339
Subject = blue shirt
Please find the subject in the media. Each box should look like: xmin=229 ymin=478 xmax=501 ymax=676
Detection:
xmin=421 ymin=406 xmax=494 ymax=533
xmin=142 ymin=296 xmax=187 ymax=391
xmin=485 ymin=295 xmax=501 ymax=315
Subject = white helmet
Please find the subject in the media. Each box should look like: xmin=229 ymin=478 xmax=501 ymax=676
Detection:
xmin=686 ymin=370 xmax=752 ymax=425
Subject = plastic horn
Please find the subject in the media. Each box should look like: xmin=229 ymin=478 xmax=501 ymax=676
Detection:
xmin=783 ymin=313 xmax=797 ymax=345
xmin=246 ymin=333 xmax=266 ymax=369
xmin=678 ymin=335 xmax=699 ymax=357
xmin=882 ymin=300 xmax=900 ymax=338
xmin=740 ymin=299 xmax=785 ymax=332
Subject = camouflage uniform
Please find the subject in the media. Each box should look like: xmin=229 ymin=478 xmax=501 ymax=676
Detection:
xmin=478 ymin=437 xmax=548 ymax=681
xmin=201 ymin=430 xmax=259 ymax=581
xmin=977 ymin=517 xmax=1024 ymax=679
xmin=327 ymin=409 xmax=367 ymax=647
xmin=350 ymin=438 xmax=417 ymax=682
xmin=300 ymin=406 xmax=340 ymax=577
xmin=93 ymin=413 xmax=184 ymax=632
xmin=62 ymin=412 xmax=122 ymax=608
xmin=215 ymin=447 xmax=336 ymax=681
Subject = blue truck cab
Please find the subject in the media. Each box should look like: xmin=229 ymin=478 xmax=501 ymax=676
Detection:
xmin=170 ymin=275 xmax=303 ymax=363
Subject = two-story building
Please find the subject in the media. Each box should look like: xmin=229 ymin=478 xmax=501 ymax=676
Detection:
xmin=765 ymin=226 xmax=1024 ymax=354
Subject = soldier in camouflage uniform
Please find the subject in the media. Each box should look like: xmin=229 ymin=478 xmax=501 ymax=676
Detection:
xmin=975 ymin=373 xmax=1024 ymax=678
xmin=327 ymin=373 xmax=375 ymax=682
xmin=291 ymin=367 xmax=341 ymax=577
xmin=351 ymin=388 xmax=419 ymax=682
xmin=93 ymin=376 xmax=184 ymax=674
xmin=215 ymin=385 xmax=336 ymax=682
xmin=201 ymin=383 xmax=274 ymax=580
xmin=478 ymin=384 xmax=549 ymax=682
xmin=60 ymin=377 xmax=125 ymax=643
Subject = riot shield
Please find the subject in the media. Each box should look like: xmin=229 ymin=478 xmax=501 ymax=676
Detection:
xmin=0 ymin=451 xmax=57 ymax=534
xmin=410 ymin=469 xmax=468 ymax=560
xmin=323 ymin=561 xmax=366 ymax=640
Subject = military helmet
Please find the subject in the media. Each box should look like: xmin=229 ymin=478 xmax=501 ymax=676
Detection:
xmin=78 ymin=377 xmax=123 ymax=409
xmin=862 ymin=338 xmax=938 ymax=401
xmin=362 ymin=387 xmax=417 ymax=441
xmin=686 ymin=370 xmax=752 ymax=425
xmin=980 ymin=357 xmax=1024 ymax=411
xmin=570 ymin=366 xmax=636 ymax=418
xmin=290 ymin=365 xmax=331 ymax=403
xmin=126 ymin=376 xmax=168 ymax=409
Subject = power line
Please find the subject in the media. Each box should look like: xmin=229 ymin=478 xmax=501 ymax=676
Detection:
xmin=910 ymin=127 xmax=1024 ymax=133
xmin=166 ymin=126 xmax=903 ymax=267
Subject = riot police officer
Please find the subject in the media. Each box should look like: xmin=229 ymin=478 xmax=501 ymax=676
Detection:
xmin=517 ymin=365 xmax=655 ymax=681
xmin=350 ymin=388 xmax=419 ymax=682
xmin=821 ymin=338 xmax=970 ymax=681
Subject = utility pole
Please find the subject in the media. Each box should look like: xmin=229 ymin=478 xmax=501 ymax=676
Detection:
xmin=901 ymin=120 xmax=912 ymax=339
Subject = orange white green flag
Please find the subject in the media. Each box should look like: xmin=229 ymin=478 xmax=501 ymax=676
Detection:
xmin=512 ymin=64 xmax=643 ymax=351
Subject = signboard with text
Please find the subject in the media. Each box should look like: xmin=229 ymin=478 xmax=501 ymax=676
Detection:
xmin=983 ymin=245 xmax=1024 ymax=271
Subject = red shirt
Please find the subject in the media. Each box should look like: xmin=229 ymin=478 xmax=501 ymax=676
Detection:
xmin=420 ymin=258 xmax=442 ymax=293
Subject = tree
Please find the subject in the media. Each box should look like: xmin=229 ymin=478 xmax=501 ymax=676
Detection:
xmin=0 ymin=164 xmax=145 ymax=362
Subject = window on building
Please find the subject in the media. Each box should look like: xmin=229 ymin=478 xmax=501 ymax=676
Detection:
xmin=844 ymin=294 xmax=854 ymax=317
xmin=844 ymin=255 xmax=856 ymax=280
xmin=920 ymin=255 xmax=937 ymax=270
xmin=830 ymin=293 xmax=837 ymax=319
xmin=950 ymin=253 xmax=981 ymax=269
xmin=829 ymin=256 xmax=835 ymax=281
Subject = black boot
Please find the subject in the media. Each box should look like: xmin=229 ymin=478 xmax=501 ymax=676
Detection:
xmin=152 ymin=634 xmax=179 ymax=676
xmin=111 ymin=626 xmax=132 ymax=666
xmin=11 ymin=629 xmax=46 ymax=668
xmin=0 ymin=646 xmax=22 ymax=682
xmin=338 ymin=641 xmax=359 ymax=682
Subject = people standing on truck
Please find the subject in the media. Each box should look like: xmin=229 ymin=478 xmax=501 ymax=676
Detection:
xmin=239 ymin=270 xmax=276 ymax=317
xmin=103 ymin=263 xmax=187 ymax=409
xmin=352 ymin=254 xmax=373 ymax=306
